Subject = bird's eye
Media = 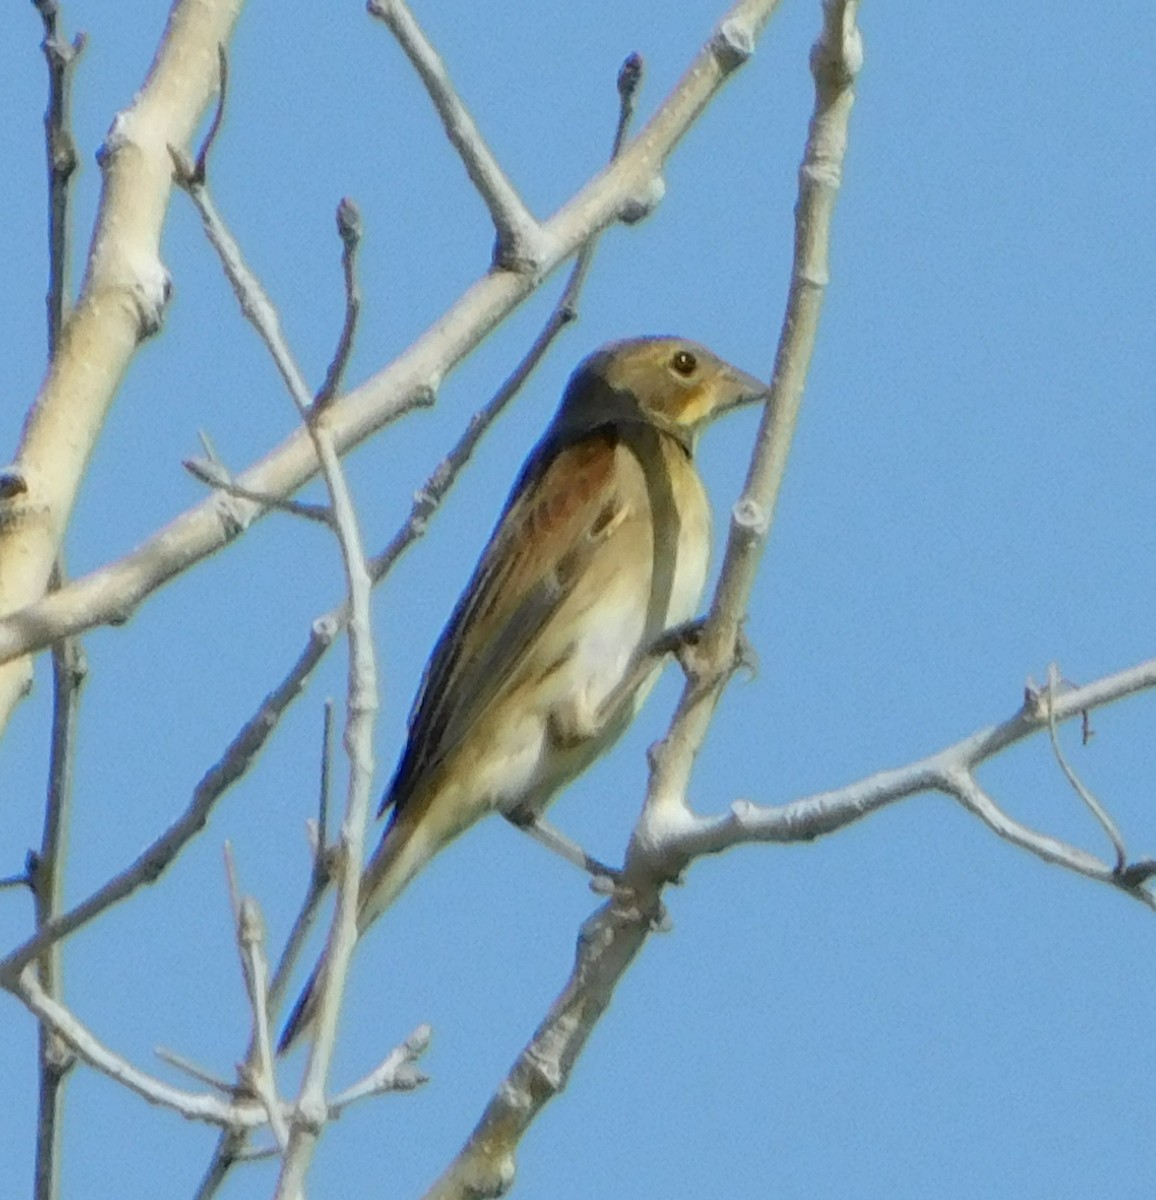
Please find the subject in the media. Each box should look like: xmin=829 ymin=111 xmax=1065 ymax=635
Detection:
xmin=671 ymin=350 xmax=697 ymax=377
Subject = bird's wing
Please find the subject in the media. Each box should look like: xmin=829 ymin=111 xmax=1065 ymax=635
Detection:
xmin=382 ymin=428 xmax=637 ymax=817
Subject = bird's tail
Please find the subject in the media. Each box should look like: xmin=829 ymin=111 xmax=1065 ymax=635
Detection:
xmin=276 ymin=809 xmax=438 ymax=1054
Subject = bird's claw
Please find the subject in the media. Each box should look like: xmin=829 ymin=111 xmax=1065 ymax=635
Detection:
xmin=654 ymin=617 xmax=757 ymax=681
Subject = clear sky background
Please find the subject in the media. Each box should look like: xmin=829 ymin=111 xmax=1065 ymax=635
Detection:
xmin=2 ymin=2 xmax=1155 ymax=1198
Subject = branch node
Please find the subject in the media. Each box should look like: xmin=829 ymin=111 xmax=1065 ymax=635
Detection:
xmin=1116 ymin=859 xmax=1156 ymax=889
xmin=812 ymin=0 xmax=865 ymax=84
xmin=413 ymin=382 xmax=439 ymax=409
xmin=731 ymin=496 xmax=768 ymax=535
xmin=619 ymin=175 xmax=665 ymax=225
xmin=132 ymin=261 xmax=173 ymax=341
xmin=713 ymin=18 xmax=756 ymax=69
xmin=0 ymin=469 xmax=30 ymax=500
xmin=312 ymin=615 xmax=339 ymax=644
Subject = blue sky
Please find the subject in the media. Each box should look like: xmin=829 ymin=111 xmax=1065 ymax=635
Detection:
xmin=2 ymin=1 xmax=1156 ymax=1197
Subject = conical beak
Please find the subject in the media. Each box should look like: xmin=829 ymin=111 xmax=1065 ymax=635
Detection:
xmin=719 ymin=363 xmax=770 ymax=414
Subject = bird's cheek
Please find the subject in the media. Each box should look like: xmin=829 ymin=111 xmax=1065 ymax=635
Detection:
xmin=675 ymin=385 xmax=717 ymax=429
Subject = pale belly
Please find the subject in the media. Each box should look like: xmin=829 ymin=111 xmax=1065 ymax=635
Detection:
xmin=483 ymin=502 xmax=710 ymax=821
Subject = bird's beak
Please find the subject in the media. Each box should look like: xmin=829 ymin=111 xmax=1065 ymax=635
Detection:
xmin=718 ymin=364 xmax=770 ymax=415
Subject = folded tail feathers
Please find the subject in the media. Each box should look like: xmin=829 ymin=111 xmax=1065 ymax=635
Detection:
xmin=277 ymin=958 xmax=322 ymax=1054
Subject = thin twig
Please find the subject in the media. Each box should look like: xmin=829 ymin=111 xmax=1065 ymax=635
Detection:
xmin=316 ymin=699 xmax=334 ymax=857
xmin=271 ymin=698 xmax=338 ymax=1004
xmin=554 ymin=52 xmax=644 ymax=322
xmin=367 ymin=0 xmax=544 ymax=270
xmin=10 ymin=957 xmax=427 ymax=1137
xmin=26 ymin=40 xmax=89 ymax=1192
xmin=267 ymin=859 xmax=332 ymax=1016
xmin=154 ymin=1047 xmax=233 ymax=1093
xmin=33 ymin=0 xmax=86 ymax=358
xmin=192 ymin=44 xmax=229 ymax=185
xmin=195 ymin=697 xmax=340 ymax=1197
xmin=14 ymin=964 xmax=282 ymax=1128
xmin=32 ymin=556 xmax=86 ymax=1200
xmin=653 ymin=657 xmax=1156 ymax=911
xmin=231 ymin=884 xmax=288 ymax=1150
xmin=0 ymin=622 xmax=337 ymax=981
xmin=1041 ymin=664 xmax=1127 ymax=872
xmin=196 ymin=706 xmax=337 ymax=1195
xmin=275 ymin=410 xmax=379 ymax=1197
xmin=183 ymin=456 xmax=334 ymax=525
xmin=327 ymin=1024 xmax=431 ymax=1111
xmin=170 ymin=149 xmax=314 ymax=415
xmin=314 ymin=199 xmax=363 ymax=410
xmin=175 ymin=118 xmax=387 ymax=1186
xmin=267 ymin=700 xmax=338 ymax=1012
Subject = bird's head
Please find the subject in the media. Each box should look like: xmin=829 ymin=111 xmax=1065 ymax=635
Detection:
xmin=553 ymin=336 xmax=767 ymax=452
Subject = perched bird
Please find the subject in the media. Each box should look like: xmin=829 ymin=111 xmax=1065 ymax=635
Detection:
xmin=278 ymin=336 xmax=766 ymax=1051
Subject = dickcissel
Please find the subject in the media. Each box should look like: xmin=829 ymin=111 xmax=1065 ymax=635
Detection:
xmin=279 ymin=336 xmax=766 ymax=1051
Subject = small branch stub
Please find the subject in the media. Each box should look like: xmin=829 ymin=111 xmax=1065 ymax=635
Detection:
xmin=0 ymin=470 xmax=30 ymax=500
xmin=713 ymin=17 xmax=756 ymax=69
xmin=731 ymin=496 xmax=767 ymax=536
xmin=619 ymin=175 xmax=665 ymax=225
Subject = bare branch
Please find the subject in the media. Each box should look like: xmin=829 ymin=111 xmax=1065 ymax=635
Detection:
xmin=1041 ymin=664 xmax=1127 ymax=871
xmin=183 ymin=455 xmax=334 ymax=525
xmin=275 ymin=397 xmax=380 ymax=1198
xmin=314 ymin=199 xmax=364 ymax=410
xmin=0 ymin=0 xmax=243 ymax=732
xmin=553 ymin=52 xmax=644 ymax=325
xmin=367 ymin=0 xmax=546 ymax=270
xmin=231 ymin=887 xmax=288 ymax=1150
xmin=422 ymin=895 xmax=661 ymax=1200
xmin=153 ymin=1048 xmax=232 ymax=1094
xmin=314 ymin=699 xmax=335 ymax=864
xmin=192 ymin=44 xmax=229 ymax=185
xmin=13 ymin=965 xmax=277 ymax=1129
xmin=11 ymin=960 xmax=428 ymax=1143
xmin=423 ymin=5 xmax=855 ymax=1195
xmin=634 ymin=0 xmax=862 ymax=876
xmin=174 ymin=139 xmax=390 ymax=1185
xmin=328 ymin=1024 xmax=432 ymax=1112
xmin=32 ymin=556 xmax=86 ymax=1200
xmin=195 ymin=701 xmax=337 ymax=1198
xmin=33 ymin=0 xmax=86 ymax=359
xmin=369 ymin=44 xmax=646 ymax=580
xmin=0 ymin=620 xmax=337 ymax=981
xmin=175 ymin=125 xmax=390 ymax=1185
xmin=659 ymin=655 xmax=1156 ymax=911
xmin=170 ymin=149 xmax=314 ymax=417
